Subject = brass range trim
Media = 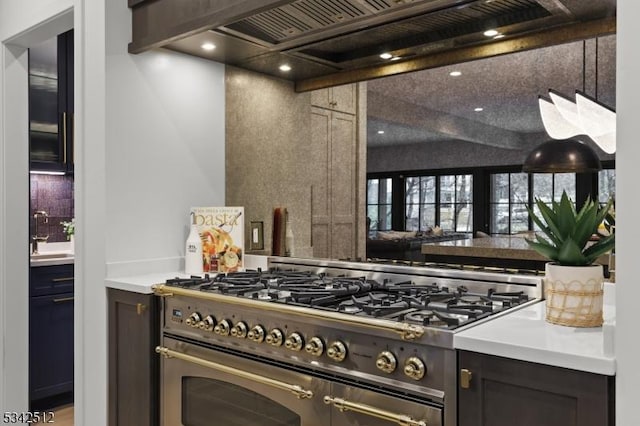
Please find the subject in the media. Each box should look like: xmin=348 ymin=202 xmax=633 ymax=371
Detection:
xmin=152 ymin=284 xmax=425 ymax=341
xmin=295 ymin=16 xmax=616 ymax=92
xmin=324 ymin=396 xmax=427 ymax=426
xmin=156 ymin=346 xmax=314 ymax=399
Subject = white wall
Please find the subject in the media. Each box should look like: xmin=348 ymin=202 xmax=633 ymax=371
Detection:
xmin=1 ymin=1 xmax=225 ymax=425
xmin=0 ymin=0 xmax=73 ymax=415
xmin=615 ymin=1 xmax=640 ymax=425
xmin=106 ymin=0 xmax=225 ymax=266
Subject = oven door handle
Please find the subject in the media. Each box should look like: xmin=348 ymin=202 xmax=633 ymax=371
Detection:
xmin=323 ymin=396 xmax=427 ymax=426
xmin=156 ymin=346 xmax=314 ymax=399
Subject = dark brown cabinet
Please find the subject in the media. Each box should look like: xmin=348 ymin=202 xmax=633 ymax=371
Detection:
xmin=108 ymin=289 xmax=159 ymax=426
xmin=458 ymin=350 xmax=614 ymax=426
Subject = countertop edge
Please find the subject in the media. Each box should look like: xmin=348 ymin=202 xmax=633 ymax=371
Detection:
xmin=454 ymin=334 xmax=616 ymax=376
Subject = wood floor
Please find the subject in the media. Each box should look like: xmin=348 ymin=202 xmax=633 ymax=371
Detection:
xmin=46 ymin=404 xmax=73 ymax=425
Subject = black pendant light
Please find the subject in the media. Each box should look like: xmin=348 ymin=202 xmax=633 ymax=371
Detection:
xmin=522 ymin=138 xmax=602 ymax=173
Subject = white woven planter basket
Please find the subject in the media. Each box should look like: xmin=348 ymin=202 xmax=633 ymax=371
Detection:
xmin=544 ymin=263 xmax=604 ymax=327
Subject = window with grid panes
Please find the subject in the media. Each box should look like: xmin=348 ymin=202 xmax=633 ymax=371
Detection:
xmin=489 ymin=172 xmax=576 ymax=234
xmin=405 ymin=174 xmax=472 ymax=232
xmin=367 ymin=178 xmax=392 ymax=232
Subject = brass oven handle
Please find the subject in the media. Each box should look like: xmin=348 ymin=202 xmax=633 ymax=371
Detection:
xmin=62 ymin=112 xmax=67 ymax=164
xmin=53 ymin=296 xmax=74 ymax=303
xmin=153 ymin=285 xmax=424 ymax=341
xmin=156 ymin=346 xmax=314 ymax=399
xmin=323 ymin=396 xmax=427 ymax=426
xmin=51 ymin=277 xmax=74 ymax=282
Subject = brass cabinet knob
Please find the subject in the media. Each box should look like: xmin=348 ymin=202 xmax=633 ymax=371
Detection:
xmin=460 ymin=368 xmax=473 ymax=389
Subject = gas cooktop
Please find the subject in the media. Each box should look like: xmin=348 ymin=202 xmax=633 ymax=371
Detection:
xmin=164 ymin=268 xmax=530 ymax=330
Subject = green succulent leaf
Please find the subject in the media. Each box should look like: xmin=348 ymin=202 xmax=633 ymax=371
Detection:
xmin=584 ymin=234 xmax=616 ymax=264
xmin=525 ymin=191 xmax=615 ymax=266
xmin=556 ymin=192 xmax=576 ymax=240
xmin=557 ymin=238 xmax=588 ymax=266
xmin=572 ymin=202 xmax=597 ymax=249
xmin=525 ymin=238 xmax=559 ymax=261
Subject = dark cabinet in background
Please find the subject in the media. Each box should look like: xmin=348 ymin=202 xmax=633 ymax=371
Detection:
xmin=108 ymin=289 xmax=159 ymax=426
xmin=458 ymin=350 xmax=614 ymax=426
xmin=29 ymin=264 xmax=74 ymax=408
xmin=29 ymin=29 xmax=74 ymax=173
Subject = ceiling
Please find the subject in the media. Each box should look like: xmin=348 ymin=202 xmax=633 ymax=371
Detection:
xmin=367 ymin=34 xmax=616 ymax=149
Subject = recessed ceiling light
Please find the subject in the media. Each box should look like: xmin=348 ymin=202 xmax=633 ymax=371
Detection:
xmin=201 ymin=43 xmax=216 ymax=51
xmin=493 ymin=34 xmax=505 ymax=39
xmin=483 ymin=29 xmax=499 ymax=37
xmin=380 ymin=53 xmax=393 ymax=60
xmin=377 ymin=130 xmax=385 ymax=134
xmin=474 ymin=107 xmax=484 ymax=112
xmin=279 ymin=64 xmax=292 ymax=72
xmin=449 ymin=71 xmax=462 ymax=77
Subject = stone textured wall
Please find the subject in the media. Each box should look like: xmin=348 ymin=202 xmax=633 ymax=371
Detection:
xmin=225 ymin=66 xmax=314 ymax=257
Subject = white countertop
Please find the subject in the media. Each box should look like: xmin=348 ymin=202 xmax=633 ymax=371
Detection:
xmin=105 ymin=272 xmax=190 ymax=294
xmin=104 ymin=254 xmax=269 ymax=294
xmin=454 ymin=283 xmax=616 ymax=375
xmin=30 ymin=242 xmax=74 ymax=267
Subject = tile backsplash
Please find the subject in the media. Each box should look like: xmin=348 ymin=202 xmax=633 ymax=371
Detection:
xmin=30 ymin=174 xmax=74 ymax=243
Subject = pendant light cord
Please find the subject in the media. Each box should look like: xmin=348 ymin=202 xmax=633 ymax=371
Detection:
xmin=582 ymin=40 xmax=586 ymax=93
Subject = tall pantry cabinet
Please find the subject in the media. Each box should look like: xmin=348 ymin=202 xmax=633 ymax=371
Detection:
xmin=310 ymin=84 xmax=366 ymax=260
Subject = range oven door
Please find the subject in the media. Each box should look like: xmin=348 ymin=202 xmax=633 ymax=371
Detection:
xmin=159 ymin=336 xmax=330 ymax=426
xmin=326 ymin=383 xmax=442 ymax=426
xmin=159 ymin=336 xmax=442 ymax=426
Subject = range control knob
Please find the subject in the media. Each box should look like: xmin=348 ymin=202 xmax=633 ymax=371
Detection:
xmin=326 ymin=341 xmax=347 ymax=362
xmin=198 ymin=315 xmax=216 ymax=331
xmin=230 ymin=321 xmax=248 ymax=338
xmin=185 ymin=312 xmax=202 ymax=327
xmin=404 ymin=357 xmax=426 ymax=380
xmin=265 ymin=328 xmax=284 ymax=346
xmin=284 ymin=333 xmax=304 ymax=351
xmin=247 ymin=325 xmax=266 ymax=343
xmin=304 ymin=337 xmax=325 ymax=357
xmin=213 ymin=319 xmax=232 ymax=336
xmin=376 ymin=351 xmax=397 ymax=374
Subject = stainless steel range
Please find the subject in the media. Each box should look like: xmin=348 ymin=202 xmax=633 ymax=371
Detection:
xmin=154 ymin=257 xmax=542 ymax=426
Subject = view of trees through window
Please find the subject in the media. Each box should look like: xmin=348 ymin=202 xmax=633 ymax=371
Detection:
xmin=367 ymin=178 xmax=392 ymax=231
xmin=367 ymin=168 xmax=614 ymax=236
xmin=406 ymin=174 xmax=472 ymax=232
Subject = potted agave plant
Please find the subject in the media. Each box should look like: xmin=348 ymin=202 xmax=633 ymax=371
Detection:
xmin=526 ymin=191 xmax=615 ymax=327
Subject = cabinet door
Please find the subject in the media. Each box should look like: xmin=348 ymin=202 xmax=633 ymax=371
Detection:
xmin=30 ymin=264 xmax=74 ymax=297
xmin=108 ymin=289 xmax=159 ymax=426
xmin=310 ymin=85 xmax=356 ymax=114
xmin=29 ymin=293 xmax=74 ymax=402
xmin=330 ymin=111 xmax=357 ymax=260
xmin=458 ymin=351 xmax=614 ymax=426
xmin=310 ymin=107 xmax=331 ymax=259
xmin=29 ymin=30 xmax=73 ymax=173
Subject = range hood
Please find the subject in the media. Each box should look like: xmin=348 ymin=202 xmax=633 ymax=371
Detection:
xmin=129 ymin=0 xmax=616 ymax=90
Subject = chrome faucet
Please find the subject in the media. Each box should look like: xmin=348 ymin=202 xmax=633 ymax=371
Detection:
xmin=32 ymin=210 xmax=49 ymax=254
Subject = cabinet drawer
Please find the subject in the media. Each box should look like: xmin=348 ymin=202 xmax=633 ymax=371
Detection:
xmin=30 ymin=264 xmax=74 ymax=296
